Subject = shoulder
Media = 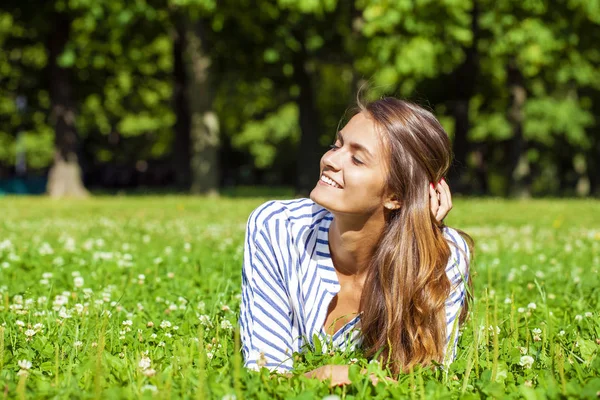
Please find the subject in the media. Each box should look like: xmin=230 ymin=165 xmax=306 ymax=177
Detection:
xmin=246 ymin=198 xmax=329 ymax=235
xmin=442 ymin=227 xmax=470 ymax=259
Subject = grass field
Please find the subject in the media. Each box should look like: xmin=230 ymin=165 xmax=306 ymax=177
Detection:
xmin=0 ymin=196 xmax=599 ymax=399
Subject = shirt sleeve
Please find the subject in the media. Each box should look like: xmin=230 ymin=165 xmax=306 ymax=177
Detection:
xmin=442 ymin=228 xmax=471 ymax=365
xmin=239 ymin=207 xmax=294 ymax=372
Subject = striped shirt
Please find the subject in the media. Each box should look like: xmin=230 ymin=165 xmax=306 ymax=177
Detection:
xmin=239 ymin=198 xmax=470 ymax=372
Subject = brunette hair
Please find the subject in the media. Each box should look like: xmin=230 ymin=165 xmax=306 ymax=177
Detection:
xmin=358 ymin=97 xmax=474 ymax=374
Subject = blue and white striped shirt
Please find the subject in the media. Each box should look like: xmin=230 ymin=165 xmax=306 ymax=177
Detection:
xmin=239 ymin=198 xmax=470 ymax=372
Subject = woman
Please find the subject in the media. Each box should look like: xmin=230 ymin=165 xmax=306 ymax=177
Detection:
xmin=239 ymin=97 xmax=472 ymax=384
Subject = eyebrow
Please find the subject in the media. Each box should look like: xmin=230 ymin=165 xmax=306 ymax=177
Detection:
xmin=336 ymin=131 xmax=374 ymax=160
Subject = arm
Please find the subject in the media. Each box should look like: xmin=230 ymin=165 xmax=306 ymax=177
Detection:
xmin=442 ymin=228 xmax=471 ymax=365
xmin=239 ymin=209 xmax=295 ymax=372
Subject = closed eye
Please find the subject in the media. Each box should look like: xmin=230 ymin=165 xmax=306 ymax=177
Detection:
xmin=352 ymin=156 xmax=363 ymax=165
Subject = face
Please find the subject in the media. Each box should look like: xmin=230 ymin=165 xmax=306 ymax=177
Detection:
xmin=310 ymin=112 xmax=393 ymax=216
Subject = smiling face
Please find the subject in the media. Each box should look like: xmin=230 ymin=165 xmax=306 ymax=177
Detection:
xmin=310 ymin=112 xmax=393 ymax=216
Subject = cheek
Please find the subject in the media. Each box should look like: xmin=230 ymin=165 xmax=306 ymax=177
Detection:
xmin=346 ymin=169 xmax=387 ymax=195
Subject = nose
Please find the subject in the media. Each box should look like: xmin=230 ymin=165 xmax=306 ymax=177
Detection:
xmin=321 ymin=148 xmax=341 ymax=171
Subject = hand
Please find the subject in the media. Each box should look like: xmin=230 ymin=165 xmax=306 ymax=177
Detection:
xmin=430 ymin=178 xmax=452 ymax=223
xmin=304 ymin=364 xmax=397 ymax=387
xmin=305 ymin=365 xmax=351 ymax=387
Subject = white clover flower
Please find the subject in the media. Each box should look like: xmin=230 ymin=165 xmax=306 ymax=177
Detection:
xmin=206 ymin=351 xmax=214 ymax=360
xmin=160 ymin=320 xmax=171 ymax=329
xmin=15 ymin=320 xmax=25 ymax=327
xmin=487 ymin=325 xmax=500 ymax=335
xmin=558 ymin=330 xmax=566 ymax=336
xmin=575 ymin=315 xmax=583 ymax=322
xmin=532 ymin=328 xmax=542 ymax=335
xmin=74 ymin=277 xmax=84 ymax=288
xmin=151 ymin=334 xmax=157 ymax=339
xmin=519 ymin=347 xmax=527 ymax=355
xmin=123 ymin=320 xmax=133 ymax=327
xmin=504 ymin=297 xmax=512 ymax=304
xmin=168 ymin=304 xmax=177 ymax=311
xmin=53 ymin=295 xmax=69 ymax=307
xmin=143 ymin=368 xmax=156 ymax=377
xmin=184 ymin=242 xmax=191 ymax=251
xmin=71 ymin=271 xmax=81 ymax=277
xmin=24 ymin=329 xmax=36 ymax=338
xmin=165 ymin=333 xmax=172 ymax=338
xmin=585 ymin=312 xmax=593 ymax=318
xmin=0 ymin=239 xmax=13 ymax=251
xmin=33 ymin=323 xmax=43 ymax=331
xmin=527 ymin=302 xmax=537 ymax=310
xmin=38 ymin=242 xmax=54 ymax=255
xmin=158 ymin=341 xmax=165 ymax=347
xmin=13 ymin=295 xmax=23 ymax=304
xmin=198 ymin=315 xmax=212 ymax=326
xmin=1 ymin=262 xmax=9 ymax=269
xmin=220 ymin=320 xmax=233 ymax=330
xmin=58 ymin=309 xmax=71 ymax=319
xmin=74 ymin=304 xmax=84 ymax=314
xmin=18 ymin=360 xmax=32 ymax=370
xmin=164 ymin=246 xmax=172 ymax=255
xmin=519 ymin=355 xmax=534 ymax=369
xmin=141 ymin=384 xmax=157 ymax=393
xmin=74 ymin=341 xmax=83 ymax=348
xmin=197 ymin=301 xmax=206 ymax=312
xmin=139 ymin=356 xmax=151 ymax=370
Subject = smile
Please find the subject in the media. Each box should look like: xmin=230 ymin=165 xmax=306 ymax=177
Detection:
xmin=319 ymin=174 xmax=343 ymax=189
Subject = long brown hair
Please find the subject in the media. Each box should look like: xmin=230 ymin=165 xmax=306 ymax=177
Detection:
xmin=358 ymin=98 xmax=473 ymax=374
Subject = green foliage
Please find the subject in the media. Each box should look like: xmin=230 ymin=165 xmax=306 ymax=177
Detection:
xmin=233 ymin=103 xmax=300 ymax=169
xmin=0 ymin=0 xmax=599 ymax=195
xmin=0 ymin=197 xmax=599 ymax=397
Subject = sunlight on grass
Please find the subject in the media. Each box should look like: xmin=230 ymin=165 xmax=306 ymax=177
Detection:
xmin=0 ymin=197 xmax=599 ymax=398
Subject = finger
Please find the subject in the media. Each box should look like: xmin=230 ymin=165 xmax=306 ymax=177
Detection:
xmin=435 ymin=179 xmax=452 ymax=222
xmin=429 ymin=183 xmax=439 ymax=217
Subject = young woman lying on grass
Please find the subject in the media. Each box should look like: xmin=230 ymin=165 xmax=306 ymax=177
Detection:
xmin=239 ymin=97 xmax=473 ymax=385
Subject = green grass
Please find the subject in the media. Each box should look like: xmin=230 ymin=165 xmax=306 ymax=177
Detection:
xmin=0 ymin=196 xmax=599 ymax=399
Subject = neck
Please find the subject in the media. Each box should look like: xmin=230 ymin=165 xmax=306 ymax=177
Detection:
xmin=328 ymin=210 xmax=387 ymax=278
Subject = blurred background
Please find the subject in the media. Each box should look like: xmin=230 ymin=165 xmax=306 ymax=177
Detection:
xmin=0 ymin=0 xmax=599 ymax=198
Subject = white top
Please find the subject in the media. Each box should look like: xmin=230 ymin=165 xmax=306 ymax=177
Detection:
xmin=239 ymin=198 xmax=470 ymax=372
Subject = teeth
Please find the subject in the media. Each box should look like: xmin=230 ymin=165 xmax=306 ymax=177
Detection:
xmin=320 ymin=175 xmax=341 ymax=188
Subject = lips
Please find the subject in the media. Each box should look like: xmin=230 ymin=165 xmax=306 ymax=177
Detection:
xmin=319 ymin=174 xmax=343 ymax=189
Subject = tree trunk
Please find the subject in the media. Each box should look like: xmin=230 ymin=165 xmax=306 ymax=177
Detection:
xmin=46 ymin=13 xmax=89 ymax=198
xmin=506 ymin=61 xmax=530 ymax=198
xmin=448 ymin=1 xmax=479 ymax=193
xmin=293 ymin=32 xmax=321 ymax=196
xmin=586 ymin=130 xmax=600 ymax=197
xmin=182 ymin=18 xmax=219 ymax=195
xmin=172 ymin=17 xmax=192 ymax=190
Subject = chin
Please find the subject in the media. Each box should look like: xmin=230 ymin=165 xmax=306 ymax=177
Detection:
xmin=309 ymin=185 xmax=336 ymax=211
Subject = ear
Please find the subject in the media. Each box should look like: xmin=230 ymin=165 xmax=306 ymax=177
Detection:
xmin=384 ymin=195 xmax=401 ymax=210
